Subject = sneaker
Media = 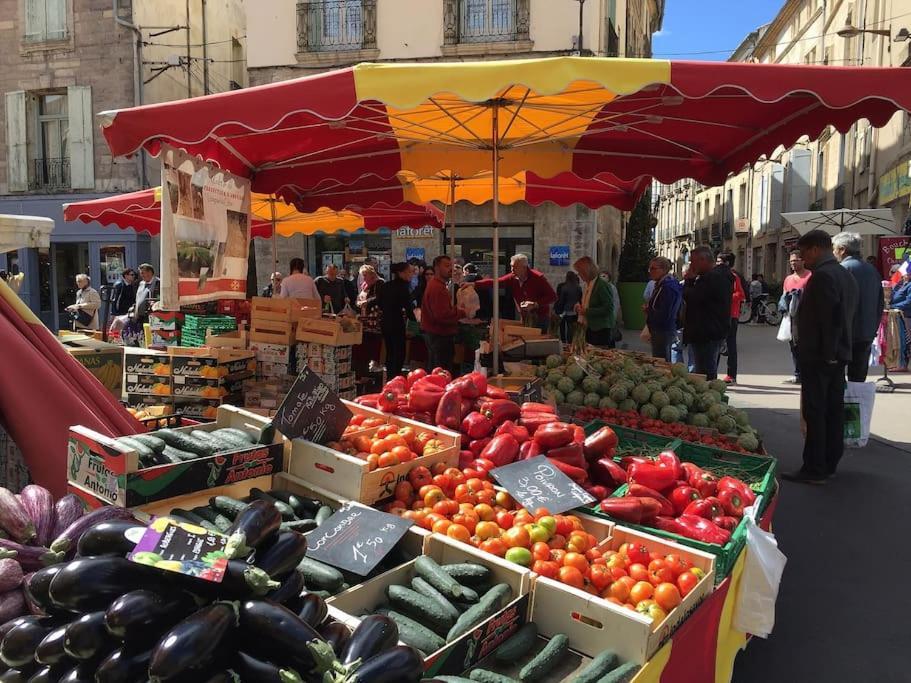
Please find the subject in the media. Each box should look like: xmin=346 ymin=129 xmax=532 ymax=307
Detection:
xmin=781 ymin=470 xmax=827 ymax=485
xmin=723 ymin=376 xmax=736 ymax=384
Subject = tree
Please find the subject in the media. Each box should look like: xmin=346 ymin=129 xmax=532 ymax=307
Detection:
xmin=618 ymin=189 xmax=658 ymax=282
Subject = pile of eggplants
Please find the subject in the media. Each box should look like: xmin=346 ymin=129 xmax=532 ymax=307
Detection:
xmin=0 ymin=496 xmax=424 ymax=682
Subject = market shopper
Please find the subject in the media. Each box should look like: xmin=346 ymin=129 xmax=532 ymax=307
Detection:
xmin=833 ymin=232 xmax=885 ymax=382
xmin=645 ymin=257 xmax=682 ymax=361
xmin=462 ymin=263 xmax=491 ymax=320
xmin=378 ymin=262 xmax=417 ymax=378
xmin=602 ymin=271 xmax=623 ymax=341
xmin=340 ymin=269 xmax=358 ymax=308
xmin=413 ymin=266 xmax=434 ymax=311
xmin=555 ymin=270 xmax=582 ymax=343
xmin=356 ymin=264 xmax=384 ymax=314
xmin=110 ymin=268 xmax=137 ymax=317
xmin=276 ymin=258 xmax=319 ymax=300
xmin=780 ymin=250 xmax=812 ymax=384
xmin=421 ymin=255 xmax=466 ymax=373
xmin=261 ymin=272 xmax=282 ymax=298
xmin=573 ymin=257 xmax=615 ymax=348
xmin=132 ymin=263 xmax=160 ymax=326
xmin=681 ymin=246 xmax=731 ymax=380
xmin=474 ymin=253 xmax=556 ymax=332
xmin=784 ymin=230 xmax=858 ymax=485
xmin=716 ymin=253 xmax=747 ymax=384
xmin=66 ymin=274 xmax=101 ymax=331
xmin=315 ymin=263 xmax=348 ymax=313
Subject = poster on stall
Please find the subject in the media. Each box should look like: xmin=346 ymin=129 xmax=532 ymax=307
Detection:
xmin=159 ymin=143 xmax=251 ymax=309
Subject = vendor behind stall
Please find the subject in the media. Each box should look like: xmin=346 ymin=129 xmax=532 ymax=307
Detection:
xmin=421 ymin=255 xmax=466 ymax=374
xmin=315 ymin=263 xmax=348 ymax=313
xmin=473 ymin=253 xmax=556 ymax=332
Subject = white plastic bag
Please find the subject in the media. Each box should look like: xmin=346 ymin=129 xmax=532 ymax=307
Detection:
xmin=844 ymin=380 xmax=875 ymax=448
xmin=732 ymin=508 xmax=786 ymax=639
xmin=639 ymin=326 xmax=651 ymax=342
xmin=457 ymin=284 xmax=480 ymax=319
xmin=776 ymin=315 xmax=791 ymax=342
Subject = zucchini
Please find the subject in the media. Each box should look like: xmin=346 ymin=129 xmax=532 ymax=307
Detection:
xmin=297 ymin=557 xmax=344 ymax=593
xmin=442 ymin=563 xmax=490 ymax=586
xmin=169 ymin=509 xmax=220 ymax=533
xmin=258 ymin=423 xmax=276 ymax=445
xmin=191 ymin=507 xmax=233 ymax=533
xmin=596 ymin=661 xmax=639 ymax=683
xmin=212 ymin=428 xmax=255 ymax=444
xmin=468 ymin=670 xmax=518 ymax=683
xmin=314 ymin=505 xmax=333 ymax=525
xmin=411 ymin=577 xmax=459 ymax=623
xmin=267 ymin=491 xmax=322 ymax=519
xmin=280 ymin=519 xmax=318 ymax=534
xmin=114 ymin=436 xmax=155 ymax=461
xmin=210 ymin=496 xmax=248 ymax=520
xmin=447 ymin=584 xmax=511 ymax=642
xmin=224 ymin=500 xmax=282 ymax=559
xmin=414 ymin=556 xmax=464 ymax=601
xmin=387 ymin=585 xmax=453 ymax=635
xmin=190 ymin=430 xmax=227 ymax=450
xmin=154 ymin=429 xmax=216 ymax=457
xmin=375 ymin=608 xmax=444 ymax=655
xmin=574 ymin=650 xmax=619 ymax=683
xmin=129 ymin=433 xmax=166 ymax=453
xmin=161 ymin=445 xmax=198 ymax=463
xmin=248 ymin=489 xmax=296 ymax=521
xmin=518 ymin=633 xmax=567 ymax=682
xmin=493 ymin=622 xmax=538 ymax=662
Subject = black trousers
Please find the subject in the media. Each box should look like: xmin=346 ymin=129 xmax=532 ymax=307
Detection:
xmin=383 ymin=326 xmax=406 ymax=378
xmin=650 ymin=329 xmax=673 ymax=362
xmin=789 ymin=341 xmax=801 ymax=380
xmin=725 ymin=318 xmax=738 ymax=379
xmin=800 ymin=360 xmax=846 ymax=478
xmin=424 ymin=333 xmax=455 ymax=374
xmin=559 ymin=315 xmax=578 ymax=343
xmin=586 ymin=327 xmax=614 ymax=349
xmin=847 ymin=340 xmax=873 ymax=382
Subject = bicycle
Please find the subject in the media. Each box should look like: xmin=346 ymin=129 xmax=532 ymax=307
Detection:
xmin=738 ymin=295 xmax=781 ymax=326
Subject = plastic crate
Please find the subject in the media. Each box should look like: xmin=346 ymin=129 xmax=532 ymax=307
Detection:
xmin=673 ymin=440 xmax=777 ymax=504
xmin=582 ymin=419 xmax=681 ymax=456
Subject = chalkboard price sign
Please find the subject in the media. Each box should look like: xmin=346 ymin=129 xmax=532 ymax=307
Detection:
xmin=491 ymin=455 xmax=595 ymax=515
xmin=272 ymin=366 xmax=352 ymax=444
xmin=306 ymin=504 xmax=414 ymax=576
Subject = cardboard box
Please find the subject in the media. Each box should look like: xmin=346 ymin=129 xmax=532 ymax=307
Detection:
xmin=329 ymin=534 xmax=531 ymax=677
xmin=124 ymin=394 xmax=174 ymax=410
xmin=530 ymin=525 xmax=716 ymax=664
xmin=169 ymin=348 xmax=255 ymax=378
xmin=249 ymin=319 xmax=295 ymax=345
xmin=171 ymin=375 xmax=249 ymax=399
xmin=123 ymin=348 xmax=171 ymax=377
xmin=61 ymin=336 xmax=124 ymax=397
xmin=307 ymin=357 xmax=352 ymax=375
xmin=149 ymin=311 xmax=184 ymax=331
xmin=171 ymin=398 xmax=226 ymax=420
xmin=315 ymin=372 xmax=355 ymax=392
xmin=123 ymin=375 xmax=172 ymax=397
xmin=287 ymin=401 xmax=460 ymax=504
xmin=67 ymin=405 xmax=286 ymax=508
xmin=257 ymin=361 xmax=292 ymax=378
xmin=250 ymin=342 xmax=294 ymax=364
xmin=296 ymin=318 xmax=362 ymax=346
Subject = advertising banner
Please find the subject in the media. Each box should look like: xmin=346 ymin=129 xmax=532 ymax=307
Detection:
xmin=160 ymin=144 xmax=251 ymax=309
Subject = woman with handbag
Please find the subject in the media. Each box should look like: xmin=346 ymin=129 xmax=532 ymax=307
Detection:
xmin=66 ymin=274 xmax=101 ymax=331
xmin=573 ymin=257 xmax=615 ymax=348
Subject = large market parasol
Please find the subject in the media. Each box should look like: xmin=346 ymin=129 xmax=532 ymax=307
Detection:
xmin=98 ymin=56 xmax=911 ymax=369
xmin=781 ymin=208 xmax=902 ymax=236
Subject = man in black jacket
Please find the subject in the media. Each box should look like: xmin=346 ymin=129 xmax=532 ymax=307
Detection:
xmin=682 ymin=246 xmax=732 ymax=380
xmin=783 ymin=230 xmax=858 ymax=485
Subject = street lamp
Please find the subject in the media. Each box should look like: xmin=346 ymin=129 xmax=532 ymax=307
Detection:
xmin=836 ymin=23 xmax=893 ymax=39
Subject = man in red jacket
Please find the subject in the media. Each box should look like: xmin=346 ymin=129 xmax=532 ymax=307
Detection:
xmin=421 ymin=255 xmax=465 ymax=373
xmin=474 ymin=253 xmax=557 ymax=331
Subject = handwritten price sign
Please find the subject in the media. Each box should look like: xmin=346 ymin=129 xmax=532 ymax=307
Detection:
xmin=491 ymin=455 xmax=595 ymax=515
xmin=272 ymin=367 xmax=352 ymax=444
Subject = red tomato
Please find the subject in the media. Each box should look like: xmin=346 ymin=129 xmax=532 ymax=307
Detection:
xmin=625 ymin=543 xmax=651 ymax=566
xmin=533 ymin=560 xmax=559 ymax=579
xmin=532 ymin=542 xmax=551 ymax=562
xmin=557 ymin=566 xmax=586 ymax=589
xmin=654 ymin=583 xmax=682 ymax=611
xmin=628 ymin=563 xmax=649 ymax=583
xmin=589 ymin=565 xmax=613 ymax=592
xmin=664 ymin=554 xmax=692 ymax=577
xmin=648 ymin=560 xmax=675 ymax=586
xmin=495 ymin=511 xmax=515 ymax=529
xmin=677 ymin=570 xmax=699 ymax=597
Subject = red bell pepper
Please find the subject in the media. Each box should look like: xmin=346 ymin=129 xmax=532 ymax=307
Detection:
xmin=408 ymin=380 xmax=444 ymax=413
xmin=480 ymin=433 xmax=520 ymax=467
xmin=435 ymin=389 xmax=463 ymax=431
xmin=572 ymin=425 xmax=585 ymax=445
xmin=462 ymin=411 xmax=494 ymax=440
xmin=519 ymin=440 xmax=542 ymax=460
xmin=591 ymin=457 xmax=627 ymax=488
xmin=459 ymin=450 xmax=475 ymax=469
xmin=620 ymin=455 xmax=652 ymax=469
xmin=626 ymin=484 xmax=674 ymax=517
xmin=419 ymin=373 xmax=448 ymax=389
xmin=673 ymin=515 xmax=732 ymax=545
xmin=383 ymin=375 xmax=407 ymax=394
xmin=377 ymin=389 xmax=399 ymax=413
xmin=446 ymin=372 xmax=486 ymax=400
xmin=460 ymin=399 xmax=474 ymax=420
xmin=712 ymin=515 xmax=739 ymax=531
xmin=353 ymin=393 xmax=380 ymax=409
xmin=656 ymin=450 xmax=682 ymax=481
xmin=485 ymin=385 xmax=510 ymax=400
xmin=683 ymin=497 xmax=724 ymax=520
xmin=405 ymin=368 xmax=427 ymax=389
xmin=431 ymin=367 xmax=452 ymax=382
xmin=668 ymin=485 xmax=701 ymax=516
xmin=627 ymin=461 xmax=677 ymax=494
xmin=599 ymin=497 xmax=662 ymax=524
xmin=520 ymin=402 xmax=556 ymax=415
xmin=532 ymin=422 xmax=574 ymax=450
xmin=495 ymin=420 xmax=529 ymax=444
xmin=547 ymin=457 xmax=588 ymax=484
xmin=653 ymin=515 xmax=688 ymax=536
xmin=717 ymin=488 xmax=746 ymax=518
xmin=545 ymin=442 xmax=586 ymax=469
xmin=519 ymin=412 xmax=558 ymax=435
xmin=584 ymin=484 xmax=610 ymax=501
xmin=717 ymin=476 xmax=757 ymax=506
xmin=469 ymin=437 xmax=492 ymax=457
xmin=680 ymin=462 xmax=704 ymax=482
xmin=683 ymin=464 xmax=718 ymax=498
xmin=582 ymin=426 xmax=619 ymax=462
xmin=481 ymin=399 xmax=521 ymax=426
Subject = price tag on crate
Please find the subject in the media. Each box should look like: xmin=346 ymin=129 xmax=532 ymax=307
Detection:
xmin=129 ymin=517 xmax=228 ymax=583
xmin=306 ymin=504 xmax=414 ymax=576
xmin=272 ymin=366 xmax=352 ymax=444
xmin=491 ymin=455 xmax=595 ymax=515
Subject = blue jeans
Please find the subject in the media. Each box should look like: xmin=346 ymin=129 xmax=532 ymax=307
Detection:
xmin=650 ymin=329 xmax=674 ymax=362
xmin=671 ymin=331 xmax=685 ymax=364
xmin=690 ymin=340 xmax=722 ymax=380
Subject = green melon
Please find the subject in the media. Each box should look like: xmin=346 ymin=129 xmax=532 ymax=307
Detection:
xmin=557 ymin=377 xmax=575 ymax=394
xmin=738 ymin=432 xmax=759 ymax=452
xmin=650 ymin=391 xmax=670 ymax=409
xmin=619 ymin=399 xmax=638 ymax=413
xmin=566 ymin=390 xmax=585 ymax=406
xmin=565 ymin=364 xmax=585 ymax=382
xmin=659 ymin=405 xmax=680 ymax=423
xmin=546 ymin=354 xmax=564 ymax=369
xmin=631 ymin=385 xmax=652 ymax=405
xmin=582 ymin=377 xmax=600 ymax=394
xmin=609 ymin=384 xmax=629 ymax=403
xmin=599 ymin=396 xmax=617 ymax=409
xmin=584 ymin=392 xmax=601 ymax=407
xmin=639 ymin=404 xmax=659 ymax=419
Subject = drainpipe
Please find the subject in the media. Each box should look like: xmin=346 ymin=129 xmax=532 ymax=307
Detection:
xmin=113 ymin=0 xmax=147 ymax=187
xmin=866 ymin=0 xmax=887 ymax=204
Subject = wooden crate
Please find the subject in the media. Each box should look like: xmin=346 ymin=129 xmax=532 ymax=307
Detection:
xmin=249 ymin=319 xmax=296 ymax=345
xmin=205 ymin=328 xmax=248 ymax=350
xmin=295 ymin=317 xmax=362 ymax=346
xmin=252 ymin=297 xmax=321 ymax=323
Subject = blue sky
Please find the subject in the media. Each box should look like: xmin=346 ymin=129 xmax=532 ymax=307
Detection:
xmin=652 ymin=1 xmax=784 ymax=61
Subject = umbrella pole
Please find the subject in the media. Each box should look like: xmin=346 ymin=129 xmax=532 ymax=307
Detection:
xmin=492 ymin=104 xmax=500 ymax=376
xmin=449 ymin=175 xmax=456 ymax=257
xmin=270 ymin=198 xmax=278 ymax=273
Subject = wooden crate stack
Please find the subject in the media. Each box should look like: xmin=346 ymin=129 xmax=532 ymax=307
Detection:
xmin=249 ymin=297 xmax=321 ymax=379
xmin=294 ymin=318 xmax=361 ymax=400
xmin=169 ymin=347 xmax=255 ymax=420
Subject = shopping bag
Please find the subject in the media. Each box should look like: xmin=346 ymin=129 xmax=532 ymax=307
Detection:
xmin=776 ymin=315 xmax=791 ymax=342
xmin=732 ymin=508 xmax=787 ymax=639
xmin=639 ymin=326 xmax=651 ymax=342
xmin=844 ymin=380 xmax=875 ymax=448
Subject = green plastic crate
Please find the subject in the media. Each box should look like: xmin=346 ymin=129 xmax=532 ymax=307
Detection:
xmin=582 ymin=419 xmax=681 ymax=456
xmin=673 ymin=441 xmax=777 ymax=505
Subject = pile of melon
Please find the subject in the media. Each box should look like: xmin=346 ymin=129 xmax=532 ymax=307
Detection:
xmin=536 ymin=353 xmax=760 ymax=452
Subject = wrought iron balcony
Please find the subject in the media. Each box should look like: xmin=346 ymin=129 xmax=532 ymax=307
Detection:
xmin=444 ymin=0 xmax=530 ymax=45
xmin=297 ymin=0 xmax=376 ymax=52
xmin=30 ymin=158 xmax=70 ymax=191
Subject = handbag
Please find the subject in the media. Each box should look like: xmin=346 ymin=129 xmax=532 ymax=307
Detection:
xmin=71 ymin=309 xmax=93 ymax=327
xmin=611 ymin=327 xmax=623 ymax=343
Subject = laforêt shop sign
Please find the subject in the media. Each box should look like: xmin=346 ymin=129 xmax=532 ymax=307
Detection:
xmin=491 ymin=455 xmax=595 ymax=515
xmin=396 ymin=226 xmax=436 ymax=239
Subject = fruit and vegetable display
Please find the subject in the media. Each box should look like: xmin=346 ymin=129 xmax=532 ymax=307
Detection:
xmin=329 ymin=417 xmax=450 ymax=471
xmin=535 ymin=354 xmax=761 ymax=453
xmin=113 ymin=424 xmax=274 ymax=469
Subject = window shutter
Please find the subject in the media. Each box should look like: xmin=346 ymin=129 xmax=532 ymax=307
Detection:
xmin=5 ymin=91 xmax=28 ymax=192
xmin=47 ymin=0 xmax=67 ymax=39
xmin=67 ymin=85 xmax=95 ymax=190
xmin=25 ymin=0 xmax=46 ymax=41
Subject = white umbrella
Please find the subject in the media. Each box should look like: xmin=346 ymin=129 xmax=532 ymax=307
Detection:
xmin=0 ymin=215 xmax=54 ymax=252
xmin=781 ymin=208 xmax=899 ymax=236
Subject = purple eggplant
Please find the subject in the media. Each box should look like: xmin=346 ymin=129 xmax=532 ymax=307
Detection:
xmin=148 ymin=603 xmax=237 ymax=682
xmin=95 ymin=647 xmax=153 ymax=683
xmin=224 ymin=500 xmax=282 ymax=559
xmin=296 ymin=593 xmax=328 ymax=628
xmin=0 ymin=541 xmax=59 ymax=573
xmin=48 ymin=558 xmax=163 ymax=612
xmin=0 ymin=591 xmax=25 ymax=624
xmin=319 ymin=621 xmax=351 ymax=659
xmin=0 ymin=616 xmax=39 ymax=642
xmin=0 ymin=561 xmax=22 ymax=594
xmin=50 ymin=498 xmax=82 ymax=541
xmin=233 ymin=652 xmax=303 ymax=683
xmin=253 ymin=531 xmax=308 ymax=580
xmin=63 ymin=611 xmax=114 ymax=661
xmin=0 ymin=489 xmax=35 ymax=544
xmin=22 ymin=567 xmax=65 ymax=615
xmin=104 ymin=590 xmax=189 ymax=645
xmin=0 ymin=616 xmax=54 ymax=667
xmin=344 ymin=645 xmax=423 ymax=683
xmin=265 ymin=568 xmax=304 ymax=609
xmin=340 ymin=615 xmax=399 ymax=667
xmin=49 ymin=508 xmax=135 ymax=557
xmin=74 ymin=521 xmax=145 ymax=558
xmin=19 ymin=487 xmax=54 ymax=548
xmin=34 ymin=624 xmax=68 ymax=665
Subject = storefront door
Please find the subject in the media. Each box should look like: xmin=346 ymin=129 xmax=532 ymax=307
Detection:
xmin=52 ymin=242 xmax=89 ymax=331
xmin=443 ymin=224 xmax=535 ymax=276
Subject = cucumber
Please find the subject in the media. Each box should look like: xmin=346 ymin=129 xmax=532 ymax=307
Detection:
xmin=189 ymin=430 xmax=226 ymax=450
xmin=411 ymin=577 xmax=459 ymax=623
xmin=414 ymin=556 xmax=465 ymax=601
xmin=447 ymin=584 xmax=511 ymax=642
xmin=494 ymin=623 xmax=538 ymax=662
xmin=297 ymin=557 xmax=344 ymax=592
xmin=161 ymin=445 xmax=198 ymax=462
xmin=442 ymin=563 xmax=490 ymax=586
xmin=375 ymin=608 xmax=445 ymax=655
xmin=314 ymin=505 xmax=333 ymax=525
xmin=168 ymin=509 xmax=220 ymax=533
xmin=114 ymin=437 xmax=155 ymax=461
xmin=128 ymin=433 xmax=166 ymax=453
xmin=248 ymin=489 xmax=296 ymax=521
xmin=468 ymin=670 xmax=518 ymax=683
xmin=209 ymin=496 xmax=248 ymax=520
xmin=432 ymin=677 xmax=476 ymax=683
xmin=208 ymin=430 xmax=252 ymax=449
xmin=518 ymin=633 xmax=568 ymax=682
xmin=596 ymin=661 xmax=639 ymax=683
xmin=154 ymin=429 xmax=216 ymax=457
xmin=213 ymin=427 xmax=255 ymax=443
xmin=267 ymin=491 xmax=322 ymax=519
xmin=574 ymin=650 xmax=619 ymax=683
xmin=386 ymin=585 xmax=453 ymax=634
xmin=280 ymin=519 xmax=318 ymax=533
xmin=191 ymin=507 xmax=233 ymax=533
xmin=258 ymin=424 xmax=276 ymax=444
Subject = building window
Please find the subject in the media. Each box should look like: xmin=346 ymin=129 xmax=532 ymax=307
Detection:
xmin=32 ymin=93 xmax=70 ymax=191
xmin=297 ymin=0 xmax=376 ymax=52
xmin=443 ymin=0 xmax=530 ymax=45
xmin=24 ymin=0 xmax=67 ymax=42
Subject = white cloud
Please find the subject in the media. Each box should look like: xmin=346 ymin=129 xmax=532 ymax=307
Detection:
xmin=654 ymin=29 xmax=671 ymax=38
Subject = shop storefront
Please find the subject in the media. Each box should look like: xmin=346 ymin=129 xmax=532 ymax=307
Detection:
xmin=309 ymin=230 xmax=393 ymax=280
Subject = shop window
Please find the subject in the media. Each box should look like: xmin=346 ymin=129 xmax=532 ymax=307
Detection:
xmin=444 ymin=0 xmax=529 ymax=45
xmin=297 ymin=0 xmax=377 ymax=52
xmin=24 ymin=0 xmax=67 ymax=43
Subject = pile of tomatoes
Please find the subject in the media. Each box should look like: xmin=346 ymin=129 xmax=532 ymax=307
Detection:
xmin=327 ymin=416 xmax=447 ymax=470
